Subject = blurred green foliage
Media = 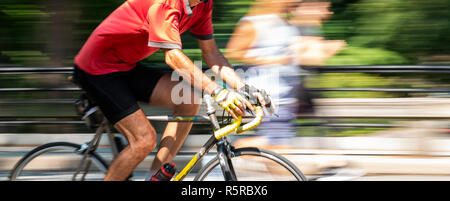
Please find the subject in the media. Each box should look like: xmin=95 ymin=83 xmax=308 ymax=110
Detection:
xmin=317 ymin=0 xmax=449 ymax=98
xmin=1 ymin=0 xmax=448 ymax=66
xmin=0 ymin=0 xmax=253 ymax=66
xmin=0 ymin=0 xmax=449 ymax=99
xmin=324 ymin=0 xmax=450 ymax=64
xmin=325 ymin=46 xmax=409 ymax=65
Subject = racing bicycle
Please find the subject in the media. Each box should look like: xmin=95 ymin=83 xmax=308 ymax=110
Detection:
xmin=9 ymin=93 xmax=306 ymax=181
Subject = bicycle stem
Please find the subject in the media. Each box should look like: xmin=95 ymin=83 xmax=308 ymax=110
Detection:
xmin=205 ymin=94 xmax=263 ymax=139
xmin=204 ymin=94 xmax=220 ymax=130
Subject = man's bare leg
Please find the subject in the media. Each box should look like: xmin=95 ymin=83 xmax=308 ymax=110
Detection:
xmin=146 ymin=74 xmax=201 ymax=177
xmin=104 ymin=109 xmax=157 ymax=181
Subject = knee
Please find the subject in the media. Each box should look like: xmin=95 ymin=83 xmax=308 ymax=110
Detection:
xmin=129 ymin=140 xmax=156 ymax=161
xmin=136 ymin=135 xmax=157 ymax=153
xmin=128 ymin=128 xmax=157 ymax=159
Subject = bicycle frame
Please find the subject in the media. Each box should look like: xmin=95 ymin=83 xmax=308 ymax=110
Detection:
xmin=76 ymin=94 xmax=263 ymax=181
xmin=170 ymin=95 xmax=263 ymax=181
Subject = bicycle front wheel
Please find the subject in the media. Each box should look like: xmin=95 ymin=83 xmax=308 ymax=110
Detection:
xmin=194 ymin=147 xmax=307 ymax=181
xmin=9 ymin=142 xmax=109 ymax=181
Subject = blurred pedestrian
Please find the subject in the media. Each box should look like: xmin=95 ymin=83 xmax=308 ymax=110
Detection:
xmin=289 ymin=1 xmax=346 ymax=66
xmin=226 ymin=0 xmax=303 ymax=149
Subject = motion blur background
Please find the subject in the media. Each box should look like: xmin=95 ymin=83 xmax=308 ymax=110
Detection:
xmin=0 ymin=0 xmax=449 ymax=179
xmin=1 ymin=0 xmax=449 ymax=65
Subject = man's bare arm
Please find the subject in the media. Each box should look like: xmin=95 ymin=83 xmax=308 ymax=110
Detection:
xmin=198 ymin=38 xmax=269 ymax=109
xmin=164 ymin=48 xmax=253 ymax=118
xmin=163 ymin=48 xmax=219 ymax=95
xmin=198 ymin=38 xmax=246 ymax=90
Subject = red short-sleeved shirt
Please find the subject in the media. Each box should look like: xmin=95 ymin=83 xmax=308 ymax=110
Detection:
xmin=74 ymin=0 xmax=214 ymax=75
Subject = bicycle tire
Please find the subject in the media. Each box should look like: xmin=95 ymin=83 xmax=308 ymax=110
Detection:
xmin=194 ymin=147 xmax=307 ymax=181
xmin=9 ymin=142 xmax=109 ymax=181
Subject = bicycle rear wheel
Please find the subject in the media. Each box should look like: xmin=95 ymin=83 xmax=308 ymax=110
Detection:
xmin=194 ymin=147 xmax=307 ymax=181
xmin=9 ymin=142 xmax=109 ymax=181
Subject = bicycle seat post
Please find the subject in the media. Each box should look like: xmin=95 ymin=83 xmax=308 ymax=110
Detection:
xmin=204 ymin=94 xmax=220 ymax=130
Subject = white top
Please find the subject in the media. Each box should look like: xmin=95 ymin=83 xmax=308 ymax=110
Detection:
xmin=238 ymin=14 xmax=301 ymax=105
xmin=239 ymin=14 xmax=299 ymax=65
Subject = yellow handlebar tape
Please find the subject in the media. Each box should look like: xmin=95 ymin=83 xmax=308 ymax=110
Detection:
xmin=236 ymin=106 xmax=263 ymax=134
xmin=213 ymin=106 xmax=264 ymax=139
xmin=214 ymin=116 xmax=242 ymax=139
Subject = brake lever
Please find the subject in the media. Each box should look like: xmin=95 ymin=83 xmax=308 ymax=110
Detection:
xmin=263 ymin=104 xmax=279 ymax=117
xmin=261 ymin=92 xmax=278 ymax=117
xmin=244 ymin=106 xmax=255 ymax=116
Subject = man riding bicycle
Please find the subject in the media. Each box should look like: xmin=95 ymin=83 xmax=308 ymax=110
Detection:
xmin=73 ymin=0 xmax=269 ymax=181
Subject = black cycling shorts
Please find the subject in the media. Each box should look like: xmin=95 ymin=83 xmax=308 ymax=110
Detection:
xmin=73 ymin=64 xmax=165 ymax=125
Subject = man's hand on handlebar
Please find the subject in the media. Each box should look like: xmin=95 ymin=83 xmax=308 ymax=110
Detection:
xmin=212 ymin=87 xmax=253 ymax=120
xmin=237 ymin=84 xmax=276 ymax=115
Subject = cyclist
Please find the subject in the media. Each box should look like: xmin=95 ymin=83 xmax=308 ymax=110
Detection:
xmin=73 ymin=0 xmax=268 ymax=181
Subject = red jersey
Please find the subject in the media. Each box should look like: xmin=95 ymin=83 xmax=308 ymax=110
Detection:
xmin=75 ymin=0 xmax=214 ymax=75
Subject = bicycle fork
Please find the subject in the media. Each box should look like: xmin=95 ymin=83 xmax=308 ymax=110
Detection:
xmin=216 ymin=138 xmax=237 ymax=181
xmin=173 ymin=95 xmax=238 ymax=181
